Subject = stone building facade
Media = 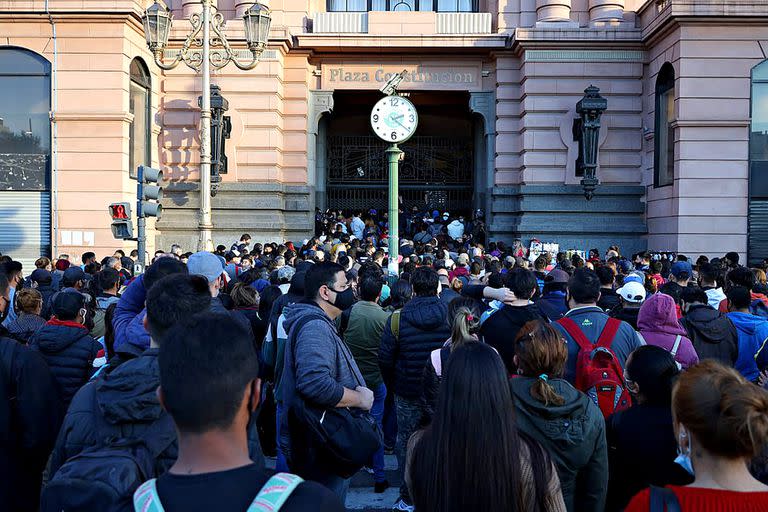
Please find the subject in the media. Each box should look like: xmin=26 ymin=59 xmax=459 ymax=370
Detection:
xmin=1 ymin=0 xmax=767 ymax=266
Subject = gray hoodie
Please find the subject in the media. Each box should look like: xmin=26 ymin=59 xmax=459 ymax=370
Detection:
xmin=278 ymin=301 xmax=365 ymax=461
xmin=510 ymin=377 xmax=607 ymax=512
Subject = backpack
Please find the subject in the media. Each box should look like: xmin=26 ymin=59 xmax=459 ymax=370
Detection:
xmin=41 ymin=397 xmax=176 ymax=512
xmin=390 ymin=310 xmax=401 ymax=341
xmin=557 ymin=317 xmax=632 ymax=418
xmin=133 ymin=472 xmax=303 ymax=512
xmin=751 ymin=299 xmax=768 ymax=319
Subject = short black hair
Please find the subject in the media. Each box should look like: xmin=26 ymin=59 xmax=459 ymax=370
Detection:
xmin=411 ymin=266 xmax=439 ymax=297
xmin=143 ymin=257 xmax=188 ymax=292
xmin=595 ymin=266 xmax=615 ymax=287
xmin=699 ymin=263 xmax=719 ymax=285
xmin=114 ymin=249 xmax=126 ymax=257
xmin=727 ymin=286 xmax=752 ymax=310
xmin=725 ymin=251 xmax=740 ymax=266
xmin=1 ymin=260 xmax=22 ymax=278
xmin=97 ymin=268 xmax=120 ymax=292
xmin=359 ymin=274 xmax=383 ymax=302
xmin=82 ymin=252 xmax=96 ymax=263
xmin=680 ymin=286 xmax=708 ymax=306
xmin=304 ymin=261 xmax=345 ymax=300
xmin=159 ymin=313 xmax=258 ymax=434
xmin=568 ymin=268 xmax=601 ymax=304
xmin=728 ymin=267 xmax=756 ymax=290
xmin=506 ymin=268 xmax=537 ymax=300
xmin=659 ymin=282 xmax=683 ymax=306
xmin=146 ymin=274 xmax=212 ymax=343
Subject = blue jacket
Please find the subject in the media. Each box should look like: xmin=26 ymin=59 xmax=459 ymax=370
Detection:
xmin=536 ymin=290 xmax=569 ymax=321
xmin=112 ymin=275 xmax=151 ymax=357
xmin=727 ymin=312 xmax=768 ymax=382
xmin=554 ymin=306 xmax=643 ymax=383
xmin=379 ymin=295 xmax=450 ymax=400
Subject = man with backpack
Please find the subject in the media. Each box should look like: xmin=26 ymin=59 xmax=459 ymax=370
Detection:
xmin=90 ymin=267 xmax=121 ymax=339
xmin=0 ymin=272 xmax=60 ymax=512
xmin=133 ymin=312 xmax=344 ymax=512
xmin=554 ymin=268 xmax=642 ymax=416
xmin=717 ymin=266 xmax=768 ymax=317
xmin=43 ymin=274 xmax=214 ymax=512
xmin=679 ymin=287 xmax=739 ymax=368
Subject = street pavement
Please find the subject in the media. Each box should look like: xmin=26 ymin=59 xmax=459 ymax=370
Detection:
xmin=266 ymin=454 xmax=401 ymax=512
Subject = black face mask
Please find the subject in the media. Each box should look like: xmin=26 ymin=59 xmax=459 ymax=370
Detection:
xmin=331 ymin=287 xmax=357 ymax=312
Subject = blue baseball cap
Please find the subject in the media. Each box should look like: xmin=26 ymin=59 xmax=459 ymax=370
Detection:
xmin=671 ymin=261 xmax=693 ymax=280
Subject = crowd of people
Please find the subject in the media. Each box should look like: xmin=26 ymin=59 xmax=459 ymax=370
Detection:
xmin=2 ymin=215 xmax=768 ymax=511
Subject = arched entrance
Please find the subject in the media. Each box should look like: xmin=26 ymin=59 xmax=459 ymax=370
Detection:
xmin=322 ymin=90 xmax=479 ymax=216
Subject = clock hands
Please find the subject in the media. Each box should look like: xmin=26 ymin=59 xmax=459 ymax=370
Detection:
xmin=390 ymin=113 xmax=408 ymax=131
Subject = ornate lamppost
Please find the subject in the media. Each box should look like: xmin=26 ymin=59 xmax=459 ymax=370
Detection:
xmin=141 ymin=0 xmax=271 ymax=251
xmin=575 ymin=85 xmax=608 ymax=200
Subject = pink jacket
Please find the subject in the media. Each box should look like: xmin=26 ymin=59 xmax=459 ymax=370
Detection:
xmin=637 ymin=293 xmax=699 ymax=369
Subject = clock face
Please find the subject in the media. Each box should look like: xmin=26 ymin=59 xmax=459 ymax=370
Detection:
xmin=371 ymin=96 xmax=418 ymax=144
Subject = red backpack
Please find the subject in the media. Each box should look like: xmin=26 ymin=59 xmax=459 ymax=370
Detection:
xmin=557 ymin=317 xmax=632 ymax=418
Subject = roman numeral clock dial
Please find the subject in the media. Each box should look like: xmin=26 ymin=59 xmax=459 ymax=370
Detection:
xmin=371 ymin=95 xmax=418 ymax=144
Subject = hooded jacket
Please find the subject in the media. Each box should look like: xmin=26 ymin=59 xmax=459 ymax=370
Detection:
xmin=112 ymin=274 xmax=151 ymax=358
xmin=379 ymin=295 xmax=450 ymax=400
xmin=727 ymin=312 xmax=768 ymax=381
xmin=637 ymin=294 xmax=699 ymax=369
xmin=278 ymin=301 xmax=365 ymax=463
xmin=29 ymin=319 xmax=101 ymax=409
xmin=446 ymin=219 xmax=465 ymax=240
xmin=510 ymin=377 xmax=608 ymax=512
xmin=48 ymin=348 xmax=264 ymax=481
xmin=480 ymin=302 xmax=547 ymax=375
xmin=680 ymin=305 xmax=739 ymax=367
xmin=536 ymin=290 xmax=568 ymax=321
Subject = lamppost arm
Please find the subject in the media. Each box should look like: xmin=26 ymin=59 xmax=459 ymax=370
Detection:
xmin=209 ymin=12 xmax=263 ymax=71
xmin=152 ymin=11 xmax=205 ymax=71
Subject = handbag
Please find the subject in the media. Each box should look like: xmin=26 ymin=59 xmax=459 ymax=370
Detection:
xmin=287 ymin=314 xmax=383 ymax=479
xmin=649 ymin=486 xmax=681 ymax=512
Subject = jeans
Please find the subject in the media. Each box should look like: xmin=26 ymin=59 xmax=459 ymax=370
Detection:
xmin=275 ymin=401 xmax=289 ymax=472
xmin=370 ymin=383 xmax=387 ymax=483
xmin=395 ymin=395 xmax=422 ymax=502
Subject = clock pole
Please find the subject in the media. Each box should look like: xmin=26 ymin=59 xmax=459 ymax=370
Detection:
xmin=386 ymin=144 xmax=403 ymax=281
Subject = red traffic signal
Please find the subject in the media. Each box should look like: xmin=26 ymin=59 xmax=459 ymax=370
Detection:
xmin=109 ymin=203 xmax=130 ymax=219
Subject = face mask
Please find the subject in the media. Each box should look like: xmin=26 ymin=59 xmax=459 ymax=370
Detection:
xmin=459 ymin=218 xmax=464 ymax=223
xmin=331 ymin=287 xmax=357 ymax=311
xmin=674 ymin=428 xmax=695 ymax=476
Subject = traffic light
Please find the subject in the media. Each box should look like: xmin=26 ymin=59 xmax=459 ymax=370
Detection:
xmin=108 ymin=202 xmax=133 ymax=239
xmin=137 ymin=165 xmax=163 ymax=220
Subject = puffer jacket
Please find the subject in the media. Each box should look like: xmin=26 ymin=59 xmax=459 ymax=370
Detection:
xmin=29 ymin=319 xmax=101 ymax=409
xmin=510 ymin=377 xmax=608 ymax=512
xmin=680 ymin=304 xmax=739 ymax=367
xmin=379 ymin=295 xmax=450 ymax=400
xmin=6 ymin=313 xmax=46 ymax=344
xmin=49 ymin=348 xmax=265 ymax=479
xmin=638 ymin=293 xmax=699 ymax=369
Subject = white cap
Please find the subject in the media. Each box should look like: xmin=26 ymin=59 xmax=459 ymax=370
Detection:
xmin=617 ymin=281 xmax=646 ymax=304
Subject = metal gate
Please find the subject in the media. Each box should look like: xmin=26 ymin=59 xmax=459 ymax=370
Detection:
xmin=326 ymin=135 xmax=474 ymax=212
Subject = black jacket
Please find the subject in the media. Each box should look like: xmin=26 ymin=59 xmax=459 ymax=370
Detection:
xmin=481 ymin=303 xmax=547 ymax=375
xmin=29 ymin=320 xmax=101 ymax=410
xmin=680 ymin=304 xmax=739 ymax=367
xmin=609 ymin=304 xmax=641 ymax=330
xmin=37 ymin=283 xmax=57 ymax=320
xmin=0 ymin=332 xmax=61 ymax=512
xmin=6 ymin=313 xmax=46 ymax=344
xmin=379 ymin=296 xmax=450 ymax=400
xmin=605 ymin=404 xmax=693 ymax=512
xmin=49 ymin=348 xmax=265 ymax=480
xmin=598 ymin=288 xmax=621 ymax=312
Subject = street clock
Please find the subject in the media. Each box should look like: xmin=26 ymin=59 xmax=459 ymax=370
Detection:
xmin=370 ymin=95 xmax=418 ymax=144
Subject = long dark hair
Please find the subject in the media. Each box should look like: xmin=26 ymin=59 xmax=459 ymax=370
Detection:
xmin=409 ymin=343 xmax=554 ymax=512
xmin=626 ymin=345 xmax=680 ymax=406
xmin=388 ymin=279 xmax=413 ymax=310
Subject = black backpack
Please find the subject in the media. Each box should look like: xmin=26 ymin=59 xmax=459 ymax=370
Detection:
xmin=41 ymin=396 xmax=175 ymax=512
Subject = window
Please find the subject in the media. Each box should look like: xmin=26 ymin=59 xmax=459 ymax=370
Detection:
xmin=749 ymin=61 xmax=768 ymax=264
xmin=129 ymin=58 xmax=151 ymax=179
xmin=0 ymin=47 xmax=51 ymax=191
xmin=654 ymin=63 xmax=676 ymax=187
xmin=751 ymin=61 xmax=768 ymax=163
xmin=328 ymin=0 xmax=477 ymax=11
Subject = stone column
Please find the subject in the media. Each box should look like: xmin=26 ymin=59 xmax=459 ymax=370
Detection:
xmin=535 ymin=0 xmax=572 ymax=23
xmin=588 ymin=0 xmax=625 ymax=24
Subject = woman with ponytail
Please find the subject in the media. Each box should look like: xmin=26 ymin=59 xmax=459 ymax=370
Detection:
xmin=419 ymin=297 xmax=482 ymax=424
xmin=511 ymin=320 xmax=608 ymax=512
xmin=626 ymin=360 xmax=768 ymax=511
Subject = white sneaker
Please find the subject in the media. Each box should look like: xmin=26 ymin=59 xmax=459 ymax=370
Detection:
xmin=362 ymin=466 xmax=375 ymax=475
xmin=392 ymin=498 xmax=414 ymax=512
